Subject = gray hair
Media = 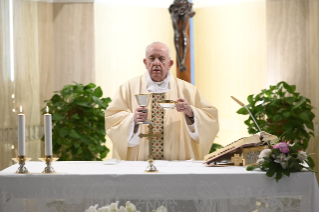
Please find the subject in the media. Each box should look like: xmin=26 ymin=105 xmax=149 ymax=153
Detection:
xmin=145 ymin=42 xmax=171 ymax=58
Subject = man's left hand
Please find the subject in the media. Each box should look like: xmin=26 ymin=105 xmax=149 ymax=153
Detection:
xmin=176 ymin=98 xmax=193 ymax=117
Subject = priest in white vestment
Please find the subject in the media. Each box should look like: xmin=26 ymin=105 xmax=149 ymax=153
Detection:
xmin=105 ymin=42 xmax=219 ymax=161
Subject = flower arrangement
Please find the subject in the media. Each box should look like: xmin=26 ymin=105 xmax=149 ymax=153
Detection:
xmin=246 ymin=137 xmax=315 ymax=182
xmin=85 ymin=201 xmax=168 ymax=212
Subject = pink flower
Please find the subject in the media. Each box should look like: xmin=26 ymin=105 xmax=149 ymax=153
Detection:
xmin=273 ymin=142 xmax=289 ymax=153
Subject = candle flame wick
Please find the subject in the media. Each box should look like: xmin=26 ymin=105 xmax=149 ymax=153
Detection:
xmin=46 ymin=106 xmax=49 ymax=113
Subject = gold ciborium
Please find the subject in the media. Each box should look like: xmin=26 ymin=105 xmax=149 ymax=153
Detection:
xmin=135 ymin=94 xmax=151 ymax=124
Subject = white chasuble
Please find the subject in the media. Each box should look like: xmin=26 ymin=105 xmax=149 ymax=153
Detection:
xmin=105 ymin=73 xmax=219 ymax=161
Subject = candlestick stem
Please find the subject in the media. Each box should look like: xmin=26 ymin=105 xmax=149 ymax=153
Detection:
xmin=12 ymin=155 xmax=31 ymax=174
xmin=39 ymin=155 xmax=58 ymax=174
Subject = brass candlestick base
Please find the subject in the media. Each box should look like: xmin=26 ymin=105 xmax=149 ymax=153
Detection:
xmin=12 ymin=155 xmax=31 ymax=174
xmin=39 ymin=155 xmax=59 ymax=174
xmin=144 ymin=157 xmax=159 ymax=173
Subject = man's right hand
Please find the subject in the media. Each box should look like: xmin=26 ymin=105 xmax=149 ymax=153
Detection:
xmin=134 ymin=106 xmax=148 ymax=126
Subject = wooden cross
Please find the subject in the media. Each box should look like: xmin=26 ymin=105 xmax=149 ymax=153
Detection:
xmin=231 ymin=154 xmax=243 ymax=166
xmin=139 ymin=124 xmax=163 ymax=159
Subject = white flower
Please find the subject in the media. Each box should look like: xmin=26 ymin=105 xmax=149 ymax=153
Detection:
xmin=126 ymin=201 xmax=137 ymax=212
xmin=259 ymin=149 xmax=272 ymax=158
xmin=98 ymin=206 xmax=110 ymax=212
xmin=109 ymin=201 xmax=119 ymax=212
xmin=298 ymin=150 xmax=307 ymax=162
xmin=86 ymin=204 xmax=98 ymax=212
xmin=117 ymin=206 xmax=128 ymax=212
xmin=155 ymin=206 xmax=168 ymax=212
xmin=256 ymin=158 xmax=264 ymax=164
xmin=274 ymin=154 xmax=289 ymax=169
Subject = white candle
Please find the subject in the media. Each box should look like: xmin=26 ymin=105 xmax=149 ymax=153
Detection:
xmin=44 ymin=106 xmax=52 ymax=155
xmin=18 ymin=105 xmax=25 ymax=155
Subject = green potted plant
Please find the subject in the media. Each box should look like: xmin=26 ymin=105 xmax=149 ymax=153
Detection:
xmin=42 ymin=82 xmax=111 ymax=161
xmin=237 ymin=81 xmax=315 ymax=150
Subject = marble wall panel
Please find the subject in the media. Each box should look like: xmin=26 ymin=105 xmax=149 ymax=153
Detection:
xmin=38 ymin=2 xmax=54 ymax=115
xmin=309 ymin=0 xmax=319 ymax=180
xmin=14 ymin=0 xmax=41 ymax=125
xmin=194 ymin=2 xmax=267 ymax=146
xmin=266 ymin=0 xmax=309 ymax=96
xmin=0 ymin=0 xmax=43 ymax=171
xmin=0 ymin=0 xmax=15 ymax=128
xmin=53 ymin=3 xmax=95 ymax=91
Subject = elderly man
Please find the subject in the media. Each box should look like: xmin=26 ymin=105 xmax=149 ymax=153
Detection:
xmin=105 ymin=42 xmax=218 ymax=161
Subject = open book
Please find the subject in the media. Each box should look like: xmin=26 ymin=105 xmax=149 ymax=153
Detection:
xmin=204 ymin=131 xmax=277 ymax=165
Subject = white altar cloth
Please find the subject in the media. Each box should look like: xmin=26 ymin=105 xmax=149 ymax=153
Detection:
xmin=0 ymin=161 xmax=318 ymax=212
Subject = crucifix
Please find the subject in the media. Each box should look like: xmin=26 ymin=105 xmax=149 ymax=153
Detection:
xmin=231 ymin=154 xmax=243 ymax=166
xmin=139 ymin=124 xmax=163 ymax=172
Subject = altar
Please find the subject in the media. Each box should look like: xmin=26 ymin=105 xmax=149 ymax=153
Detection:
xmin=0 ymin=161 xmax=318 ymax=212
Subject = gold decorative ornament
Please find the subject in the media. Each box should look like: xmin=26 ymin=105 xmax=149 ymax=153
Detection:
xmin=139 ymin=124 xmax=163 ymax=172
xmin=231 ymin=154 xmax=243 ymax=166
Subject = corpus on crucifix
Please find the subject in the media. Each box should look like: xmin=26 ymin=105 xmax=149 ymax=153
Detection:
xmin=169 ymin=0 xmax=195 ymax=72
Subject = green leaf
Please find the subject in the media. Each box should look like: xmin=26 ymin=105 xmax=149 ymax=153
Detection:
xmin=93 ymin=86 xmax=103 ymax=98
xmin=290 ymin=85 xmax=296 ymax=92
xmin=209 ymin=143 xmax=223 ymax=153
xmin=59 ymin=128 xmax=69 ymax=137
xmin=88 ymin=146 xmax=96 ymax=152
xmin=265 ymin=90 xmax=272 ymax=97
xmin=63 ymin=84 xmax=73 ymax=90
xmin=247 ymin=94 xmax=254 ymax=104
xmin=76 ymin=102 xmax=91 ymax=107
xmin=77 ymin=147 xmax=83 ymax=154
xmin=275 ymin=170 xmax=283 ymax=182
xmin=298 ymin=112 xmax=309 ymax=121
xmin=69 ymin=129 xmax=80 ymax=139
xmin=74 ymin=142 xmax=80 ymax=148
xmin=80 ymin=136 xmax=91 ymax=145
xmin=93 ymin=96 xmax=106 ymax=108
xmin=283 ymin=111 xmax=291 ymax=118
xmin=282 ymin=81 xmax=292 ymax=93
xmin=246 ymin=165 xmax=259 ymax=171
xmin=52 ymin=113 xmax=64 ymax=121
xmin=285 ymin=97 xmax=295 ymax=105
xmin=266 ymin=168 xmax=276 ymax=177
xmin=237 ymin=107 xmax=248 ymax=115
xmin=306 ymin=156 xmax=315 ymax=169
xmin=292 ymin=100 xmax=305 ymax=110
xmin=293 ymin=92 xmax=300 ymax=98
xmin=51 ymin=94 xmax=62 ymax=103
xmin=282 ymin=169 xmax=290 ymax=177
xmin=71 ymin=113 xmax=80 ymax=119
xmin=85 ymin=83 xmax=96 ymax=89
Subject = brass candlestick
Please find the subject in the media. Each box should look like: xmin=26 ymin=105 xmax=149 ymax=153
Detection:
xmin=39 ymin=155 xmax=59 ymax=174
xmin=139 ymin=124 xmax=162 ymax=173
xmin=12 ymin=155 xmax=31 ymax=174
